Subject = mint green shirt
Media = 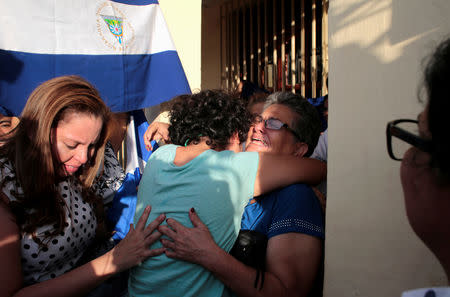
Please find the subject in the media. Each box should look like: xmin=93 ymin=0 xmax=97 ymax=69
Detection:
xmin=129 ymin=144 xmax=259 ymax=297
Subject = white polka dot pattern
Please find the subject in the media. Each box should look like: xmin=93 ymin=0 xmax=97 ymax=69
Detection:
xmin=268 ymin=218 xmax=324 ymax=235
xmin=0 ymin=142 xmax=124 ymax=284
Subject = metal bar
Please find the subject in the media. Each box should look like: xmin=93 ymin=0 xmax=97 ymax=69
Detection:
xmin=257 ymin=0 xmax=262 ymax=86
xmin=290 ymin=0 xmax=296 ymax=93
xmin=322 ymin=0 xmax=328 ymax=95
xmin=264 ymin=0 xmax=269 ymax=89
xmin=311 ymin=0 xmax=317 ymax=98
xmin=242 ymin=0 xmax=247 ymax=81
xmin=220 ymin=4 xmax=224 ymax=89
xmin=300 ymin=0 xmax=305 ymax=97
xmin=273 ymin=0 xmax=277 ymax=92
xmin=249 ymin=0 xmax=255 ymax=83
xmin=227 ymin=2 xmax=232 ymax=90
xmin=235 ymin=0 xmax=241 ymax=86
xmin=281 ymin=0 xmax=286 ymax=91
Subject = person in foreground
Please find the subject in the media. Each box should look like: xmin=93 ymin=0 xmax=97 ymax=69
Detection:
xmin=386 ymin=38 xmax=450 ymax=297
xmin=0 ymin=75 xmax=165 ymax=297
xmin=129 ymin=90 xmax=326 ymax=297
xmin=158 ymin=92 xmax=325 ymax=297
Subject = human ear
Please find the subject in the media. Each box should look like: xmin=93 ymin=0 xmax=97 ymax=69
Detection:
xmin=293 ymin=142 xmax=308 ymax=158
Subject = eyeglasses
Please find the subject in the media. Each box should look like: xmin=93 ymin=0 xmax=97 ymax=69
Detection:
xmin=386 ymin=119 xmax=432 ymax=161
xmin=255 ymin=115 xmax=302 ymax=140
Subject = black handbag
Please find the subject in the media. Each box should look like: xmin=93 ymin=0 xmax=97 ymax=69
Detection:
xmin=230 ymin=229 xmax=268 ymax=289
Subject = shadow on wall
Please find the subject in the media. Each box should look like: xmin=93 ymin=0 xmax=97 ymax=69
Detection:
xmin=325 ymin=0 xmax=450 ymax=296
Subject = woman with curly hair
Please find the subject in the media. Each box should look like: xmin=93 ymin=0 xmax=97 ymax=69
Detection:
xmin=129 ymin=90 xmax=325 ymax=297
xmin=0 ymin=75 xmax=165 ymax=297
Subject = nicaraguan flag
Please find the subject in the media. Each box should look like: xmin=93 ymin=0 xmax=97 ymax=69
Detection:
xmin=0 ymin=0 xmax=191 ymax=115
xmin=107 ymin=110 xmax=158 ymax=241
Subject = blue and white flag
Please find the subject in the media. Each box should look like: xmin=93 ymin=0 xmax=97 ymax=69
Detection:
xmin=107 ymin=109 xmax=159 ymax=241
xmin=0 ymin=0 xmax=190 ymax=115
xmin=0 ymin=1 xmax=191 ymax=240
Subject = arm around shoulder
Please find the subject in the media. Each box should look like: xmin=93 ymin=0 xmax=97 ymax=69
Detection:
xmin=254 ymin=154 xmax=326 ymax=196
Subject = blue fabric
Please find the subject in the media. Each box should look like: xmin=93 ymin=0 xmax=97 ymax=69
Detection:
xmin=107 ymin=142 xmax=159 ymax=242
xmin=0 ymin=50 xmax=190 ymax=115
xmin=307 ymin=96 xmax=326 ymax=107
xmin=241 ymin=183 xmax=325 ymax=240
xmin=129 ymin=144 xmax=259 ymax=297
xmin=307 ymin=96 xmax=328 ymax=132
xmin=106 ymin=109 xmax=158 ymax=242
xmin=0 ymin=105 xmax=13 ymax=116
xmin=107 ymin=168 xmax=141 ymax=241
xmin=131 ymin=110 xmax=153 ymax=166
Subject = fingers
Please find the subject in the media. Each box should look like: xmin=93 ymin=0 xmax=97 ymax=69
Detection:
xmin=164 ymin=249 xmax=179 ymax=259
xmin=165 ymin=217 xmax=186 ymax=233
xmin=158 ymin=224 xmax=177 ymax=239
xmin=143 ymin=247 xmax=165 ymax=258
xmin=144 ymin=213 xmax=166 ymax=237
xmin=158 ymin=123 xmax=170 ymax=141
xmin=144 ymin=127 xmax=155 ymax=151
xmin=144 ymin=122 xmax=170 ymax=151
xmin=145 ymin=230 xmax=162 ymax=246
xmin=135 ymin=205 xmax=151 ymax=231
xmin=160 ymin=238 xmax=176 ymax=250
xmin=189 ymin=208 xmax=205 ymax=228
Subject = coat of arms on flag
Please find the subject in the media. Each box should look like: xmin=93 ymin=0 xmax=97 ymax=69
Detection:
xmin=97 ymin=2 xmax=135 ymax=51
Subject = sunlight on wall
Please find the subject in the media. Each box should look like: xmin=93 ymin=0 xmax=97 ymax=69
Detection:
xmin=158 ymin=0 xmax=201 ymax=91
xmin=331 ymin=0 xmax=440 ymax=63
xmin=325 ymin=1 xmax=450 ymax=296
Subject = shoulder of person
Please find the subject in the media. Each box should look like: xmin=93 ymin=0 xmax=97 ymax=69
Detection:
xmin=272 ymin=184 xmax=322 ymax=215
xmin=276 ymin=183 xmax=315 ymax=198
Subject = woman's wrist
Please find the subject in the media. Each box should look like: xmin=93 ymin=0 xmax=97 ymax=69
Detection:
xmin=93 ymin=248 xmax=121 ymax=277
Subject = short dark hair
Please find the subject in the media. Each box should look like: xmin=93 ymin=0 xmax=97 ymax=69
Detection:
xmin=169 ymin=90 xmax=252 ymax=150
xmin=423 ymin=37 xmax=450 ymax=181
xmin=264 ymin=92 xmax=321 ymax=157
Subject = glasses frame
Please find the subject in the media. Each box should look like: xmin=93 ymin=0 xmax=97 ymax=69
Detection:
xmin=255 ymin=116 xmax=302 ymax=141
xmin=386 ymin=119 xmax=432 ymax=161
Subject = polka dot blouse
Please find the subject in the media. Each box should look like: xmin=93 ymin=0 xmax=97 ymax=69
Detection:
xmin=0 ymin=142 xmax=125 ymax=284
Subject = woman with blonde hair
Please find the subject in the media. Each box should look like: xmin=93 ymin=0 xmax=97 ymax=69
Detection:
xmin=0 ymin=75 xmax=164 ymax=297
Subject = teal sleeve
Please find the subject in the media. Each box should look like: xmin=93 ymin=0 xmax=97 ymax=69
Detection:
xmin=230 ymin=151 xmax=259 ymax=201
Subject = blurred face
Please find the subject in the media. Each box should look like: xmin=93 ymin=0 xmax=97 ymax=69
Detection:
xmin=0 ymin=114 xmax=19 ymax=136
xmin=400 ymin=104 xmax=450 ymax=249
xmin=246 ymin=104 xmax=303 ymax=155
xmin=51 ymin=112 xmax=103 ymax=176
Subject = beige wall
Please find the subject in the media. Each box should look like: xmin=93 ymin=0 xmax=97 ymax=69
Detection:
xmin=324 ymin=1 xmax=450 ymax=296
xmin=159 ymin=0 xmax=202 ymax=91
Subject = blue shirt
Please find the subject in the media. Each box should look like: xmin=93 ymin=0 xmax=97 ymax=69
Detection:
xmin=241 ymin=183 xmax=325 ymax=240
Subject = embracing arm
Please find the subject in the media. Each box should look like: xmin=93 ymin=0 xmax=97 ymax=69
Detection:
xmin=254 ymin=154 xmax=326 ymax=197
xmin=0 ymin=201 xmax=165 ymax=297
xmin=159 ymin=209 xmax=322 ymax=297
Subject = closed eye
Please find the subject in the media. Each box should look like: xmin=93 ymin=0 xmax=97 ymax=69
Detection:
xmin=0 ymin=120 xmax=12 ymax=128
xmin=65 ymin=143 xmax=77 ymax=149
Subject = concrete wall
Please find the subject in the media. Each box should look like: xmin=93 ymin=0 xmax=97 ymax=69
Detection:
xmin=159 ymin=0 xmax=202 ymax=92
xmin=324 ymin=1 xmax=450 ymax=296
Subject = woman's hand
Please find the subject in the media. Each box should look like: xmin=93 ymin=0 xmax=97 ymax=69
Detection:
xmin=158 ymin=208 xmax=221 ymax=267
xmin=109 ymin=205 xmax=165 ymax=272
xmin=144 ymin=121 xmax=170 ymax=151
